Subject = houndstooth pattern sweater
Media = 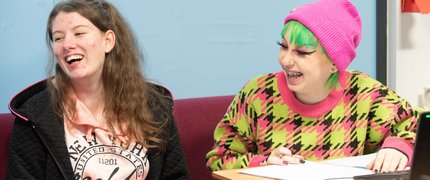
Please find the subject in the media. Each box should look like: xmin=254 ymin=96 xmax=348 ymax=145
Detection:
xmin=206 ymin=70 xmax=420 ymax=171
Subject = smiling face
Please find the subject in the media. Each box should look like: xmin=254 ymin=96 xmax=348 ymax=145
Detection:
xmin=51 ymin=12 xmax=115 ymax=83
xmin=278 ymin=22 xmax=336 ymax=102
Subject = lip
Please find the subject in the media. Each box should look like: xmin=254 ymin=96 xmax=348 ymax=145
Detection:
xmin=287 ymin=77 xmax=299 ymax=85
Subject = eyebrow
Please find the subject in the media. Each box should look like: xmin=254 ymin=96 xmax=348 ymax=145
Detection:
xmin=282 ymin=37 xmax=317 ymax=47
xmin=52 ymin=24 xmax=91 ymax=35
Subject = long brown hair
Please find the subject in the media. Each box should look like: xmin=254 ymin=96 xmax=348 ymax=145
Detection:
xmin=45 ymin=0 xmax=167 ymax=150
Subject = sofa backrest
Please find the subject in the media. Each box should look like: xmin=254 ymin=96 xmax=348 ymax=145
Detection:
xmin=173 ymin=95 xmax=234 ymax=180
xmin=0 ymin=113 xmax=14 ymax=180
xmin=0 ymin=95 xmax=234 ymax=180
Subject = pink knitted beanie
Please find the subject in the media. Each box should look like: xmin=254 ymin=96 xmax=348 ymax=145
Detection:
xmin=283 ymin=0 xmax=362 ymax=72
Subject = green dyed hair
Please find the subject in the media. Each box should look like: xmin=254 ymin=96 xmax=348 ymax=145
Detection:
xmin=281 ymin=21 xmax=339 ymax=90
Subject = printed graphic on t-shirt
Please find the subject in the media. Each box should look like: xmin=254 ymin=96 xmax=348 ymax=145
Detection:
xmin=64 ymin=99 xmax=149 ymax=179
xmin=66 ymin=131 xmax=149 ymax=180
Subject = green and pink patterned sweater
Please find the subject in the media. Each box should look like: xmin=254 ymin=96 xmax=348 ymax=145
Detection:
xmin=206 ymin=70 xmax=420 ymax=171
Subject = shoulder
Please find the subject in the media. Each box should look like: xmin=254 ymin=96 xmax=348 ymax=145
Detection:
xmin=347 ymin=70 xmax=384 ymax=88
xmin=147 ymin=82 xmax=173 ymax=99
xmin=145 ymin=82 xmax=174 ymax=130
xmin=241 ymin=72 xmax=278 ymax=91
xmin=146 ymin=82 xmax=173 ymax=110
xmin=9 ymin=79 xmax=51 ymax=121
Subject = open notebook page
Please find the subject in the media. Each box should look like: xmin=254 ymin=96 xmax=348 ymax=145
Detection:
xmin=239 ymin=153 xmax=376 ymax=180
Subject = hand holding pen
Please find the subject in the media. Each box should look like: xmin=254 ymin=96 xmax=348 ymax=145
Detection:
xmin=266 ymin=147 xmax=306 ymax=166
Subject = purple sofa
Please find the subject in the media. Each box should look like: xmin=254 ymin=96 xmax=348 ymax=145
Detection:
xmin=0 ymin=95 xmax=234 ymax=180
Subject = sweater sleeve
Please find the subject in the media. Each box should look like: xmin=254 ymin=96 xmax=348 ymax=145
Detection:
xmin=365 ymin=77 xmax=421 ymax=165
xmin=206 ymin=79 xmax=267 ymax=171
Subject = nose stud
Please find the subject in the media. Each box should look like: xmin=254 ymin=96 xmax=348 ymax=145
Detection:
xmin=288 ymin=59 xmax=296 ymax=65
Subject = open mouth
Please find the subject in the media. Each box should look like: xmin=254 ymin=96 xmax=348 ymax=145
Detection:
xmin=66 ymin=55 xmax=84 ymax=64
xmin=286 ymin=71 xmax=303 ymax=79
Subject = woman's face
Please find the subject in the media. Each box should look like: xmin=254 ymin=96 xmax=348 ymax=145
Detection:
xmin=51 ymin=12 xmax=114 ymax=83
xmin=278 ymin=32 xmax=334 ymax=95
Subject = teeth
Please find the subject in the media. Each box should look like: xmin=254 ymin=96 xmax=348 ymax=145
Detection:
xmin=65 ymin=55 xmax=84 ymax=64
xmin=66 ymin=55 xmax=83 ymax=62
xmin=287 ymin=71 xmax=303 ymax=79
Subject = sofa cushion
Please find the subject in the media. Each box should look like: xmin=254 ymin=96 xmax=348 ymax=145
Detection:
xmin=0 ymin=113 xmax=15 ymax=180
xmin=173 ymin=95 xmax=234 ymax=180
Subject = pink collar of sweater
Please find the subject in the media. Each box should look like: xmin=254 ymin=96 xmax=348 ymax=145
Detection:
xmin=276 ymin=71 xmax=350 ymax=117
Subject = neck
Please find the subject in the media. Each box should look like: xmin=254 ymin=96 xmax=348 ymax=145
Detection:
xmin=71 ymin=78 xmax=105 ymax=119
xmin=294 ymin=86 xmax=333 ymax=104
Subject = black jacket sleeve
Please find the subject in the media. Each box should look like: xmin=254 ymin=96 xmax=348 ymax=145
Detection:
xmin=147 ymin=117 xmax=189 ymax=180
xmin=7 ymin=117 xmax=47 ymax=179
xmin=146 ymin=84 xmax=189 ymax=180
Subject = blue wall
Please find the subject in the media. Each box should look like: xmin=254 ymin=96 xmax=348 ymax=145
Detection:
xmin=0 ymin=0 xmax=375 ymax=113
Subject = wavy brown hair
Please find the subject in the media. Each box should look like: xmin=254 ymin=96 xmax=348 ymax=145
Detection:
xmin=45 ymin=0 xmax=167 ymax=150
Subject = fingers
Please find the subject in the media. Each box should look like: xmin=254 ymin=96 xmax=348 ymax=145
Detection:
xmin=372 ymin=152 xmax=384 ymax=173
xmin=267 ymin=155 xmax=289 ymax=166
xmin=386 ymin=153 xmax=405 ymax=172
xmin=397 ymin=156 xmax=408 ymax=171
xmin=267 ymin=147 xmax=289 ymax=166
xmin=380 ymin=152 xmax=395 ymax=172
xmin=266 ymin=147 xmax=305 ymax=166
xmin=282 ymin=155 xmax=305 ymax=164
xmin=273 ymin=147 xmax=293 ymax=157
xmin=366 ymin=159 xmax=375 ymax=170
xmin=372 ymin=148 xmax=408 ymax=173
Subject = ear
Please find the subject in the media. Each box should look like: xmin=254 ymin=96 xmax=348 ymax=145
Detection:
xmin=330 ymin=65 xmax=338 ymax=73
xmin=104 ymin=30 xmax=116 ymax=53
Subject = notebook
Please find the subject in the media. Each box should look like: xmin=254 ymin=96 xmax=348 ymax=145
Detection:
xmin=353 ymin=111 xmax=430 ymax=180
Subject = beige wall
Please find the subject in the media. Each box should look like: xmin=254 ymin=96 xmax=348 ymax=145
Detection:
xmin=388 ymin=1 xmax=430 ymax=109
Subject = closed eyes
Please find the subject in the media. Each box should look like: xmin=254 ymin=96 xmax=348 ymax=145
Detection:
xmin=277 ymin=41 xmax=288 ymax=49
xmin=295 ymin=49 xmax=316 ymax=55
xmin=277 ymin=41 xmax=316 ymax=56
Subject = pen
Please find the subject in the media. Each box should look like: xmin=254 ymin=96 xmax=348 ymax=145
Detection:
xmin=321 ymin=162 xmax=369 ymax=170
xmin=348 ymin=165 xmax=368 ymax=170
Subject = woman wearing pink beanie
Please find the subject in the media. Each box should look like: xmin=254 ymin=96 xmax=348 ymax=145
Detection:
xmin=206 ymin=0 xmax=420 ymax=174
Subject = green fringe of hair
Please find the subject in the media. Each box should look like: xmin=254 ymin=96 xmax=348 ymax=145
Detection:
xmin=281 ymin=21 xmax=339 ymax=89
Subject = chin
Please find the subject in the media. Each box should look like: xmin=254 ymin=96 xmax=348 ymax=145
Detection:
xmin=286 ymin=84 xmax=299 ymax=92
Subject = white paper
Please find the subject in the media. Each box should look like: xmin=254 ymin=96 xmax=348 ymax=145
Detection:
xmin=239 ymin=153 xmax=376 ymax=180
